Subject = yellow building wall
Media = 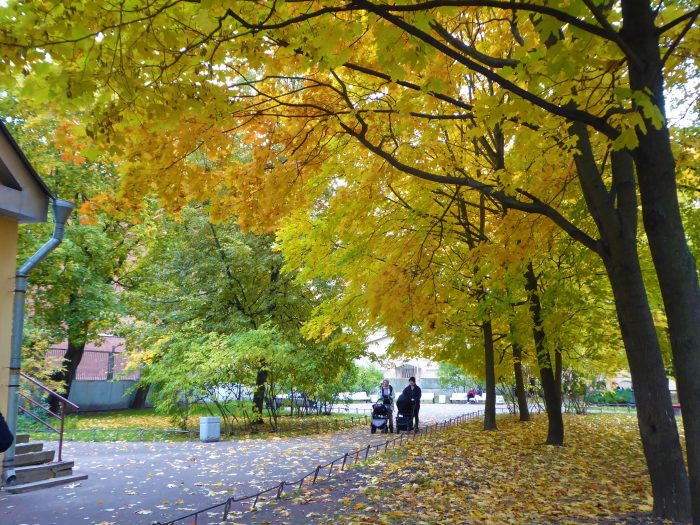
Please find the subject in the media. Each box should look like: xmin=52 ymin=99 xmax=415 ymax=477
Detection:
xmin=0 ymin=215 xmax=18 ymax=461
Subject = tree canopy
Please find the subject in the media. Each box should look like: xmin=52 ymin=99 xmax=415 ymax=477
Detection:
xmin=0 ymin=0 xmax=698 ymax=519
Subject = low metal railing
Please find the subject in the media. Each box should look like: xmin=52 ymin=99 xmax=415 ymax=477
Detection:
xmin=156 ymin=410 xmax=485 ymax=525
xmin=17 ymin=372 xmax=79 ymax=461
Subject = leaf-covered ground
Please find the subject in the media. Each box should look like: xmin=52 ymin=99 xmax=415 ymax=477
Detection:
xmin=21 ymin=407 xmax=365 ymax=442
xmin=244 ymin=413 xmax=688 ymax=525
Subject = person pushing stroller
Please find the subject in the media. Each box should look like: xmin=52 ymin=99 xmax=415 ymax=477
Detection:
xmin=401 ymin=376 xmax=421 ymax=431
xmin=377 ymin=379 xmax=395 ymax=433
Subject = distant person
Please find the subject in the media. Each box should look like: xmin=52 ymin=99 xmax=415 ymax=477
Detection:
xmin=467 ymin=387 xmax=477 ymax=402
xmin=378 ymin=379 xmax=395 ymax=432
xmin=0 ymin=409 xmax=14 ymax=453
xmin=402 ymin=377 xmax=422 ymax=430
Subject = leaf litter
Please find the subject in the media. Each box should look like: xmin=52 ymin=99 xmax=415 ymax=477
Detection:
xmin=242 ymin=414 xmax=690 ymax=525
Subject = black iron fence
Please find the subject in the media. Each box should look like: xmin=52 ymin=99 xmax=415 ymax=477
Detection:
xmin=156 ymin=410 xmax=486 ymax=525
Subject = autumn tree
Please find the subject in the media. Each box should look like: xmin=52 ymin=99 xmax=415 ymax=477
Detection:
xmin=1 ymin=97 xmax=134 ymax=410
xmin=122 ymin=206 xmax=358 ymax=422
xmin=0 ymin=1 xmax=698 ymax=519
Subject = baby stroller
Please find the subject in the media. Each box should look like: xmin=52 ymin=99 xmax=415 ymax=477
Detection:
xmin=395 ymin=393 xmax=415 ymax=433
xmin=370 ymin=402 xmax=390 ymax=434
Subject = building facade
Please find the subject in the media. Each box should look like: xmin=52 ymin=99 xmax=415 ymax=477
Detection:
xmin=363 ymin=331 xmax=443 ymax=392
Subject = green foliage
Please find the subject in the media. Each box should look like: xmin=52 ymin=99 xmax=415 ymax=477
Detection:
xmin=351 ymin=364 xmax=383 ymax=394
xmin=586 ymin=388 xmax=634 ymax=405
xmin=437 ymin=363 xmax=477 ymax=392
xmin=1 ymin=94 xmax=134 ymax=387
xmin=123 ymin=206 xmax=360 ymax=427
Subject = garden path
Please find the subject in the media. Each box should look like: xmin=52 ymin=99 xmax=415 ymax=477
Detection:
xmin=1 ymin=403 xmax=482 ymax=525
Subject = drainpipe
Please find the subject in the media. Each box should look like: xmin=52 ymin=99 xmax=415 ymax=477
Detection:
xmin=2 ymin=199 xmax=74 ymax=485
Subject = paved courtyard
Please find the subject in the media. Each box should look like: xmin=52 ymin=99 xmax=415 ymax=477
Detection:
xmin=0 ymin=403 xmax=490 ymax=525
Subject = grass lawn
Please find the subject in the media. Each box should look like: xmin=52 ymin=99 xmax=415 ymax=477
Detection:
xmin=18 ymin=405 xmax=367 ymax=442
xmin=253 ymin=413 xmax=688 ymax=525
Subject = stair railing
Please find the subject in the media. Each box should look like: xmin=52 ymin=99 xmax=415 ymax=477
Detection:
xmin=17 ymin=372 xmax=79 ymax=462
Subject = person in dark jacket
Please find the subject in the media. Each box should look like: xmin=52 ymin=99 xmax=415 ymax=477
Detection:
xmin=0 ymin=410 xmax=14 ymax=453
xmin=402 ymin=377 xmax=422 ymax=431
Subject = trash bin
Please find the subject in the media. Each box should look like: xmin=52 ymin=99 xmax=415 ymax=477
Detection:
xmin=200 ymin=416 xmax=220 ymax=442
xmin=438 ymin=395 xmax=447 ymax=404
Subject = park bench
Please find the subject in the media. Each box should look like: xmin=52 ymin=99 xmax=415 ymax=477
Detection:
xmin=349 ymin=392 xmax=371 ymax=402
xmin=422 ymin=392 xmax=435 ymax=403
xmin=450 ymin=392 xmax=470 ymax=403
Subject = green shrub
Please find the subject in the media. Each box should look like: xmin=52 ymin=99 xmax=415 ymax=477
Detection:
xmin=585 ymin=388 xmax=633 ymax=404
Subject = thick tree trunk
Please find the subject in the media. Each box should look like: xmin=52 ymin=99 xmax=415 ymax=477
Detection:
xmin=604 ymin=237 xmax=694 ymax=512
xmin=49 ymin=339 xmax=86 ymax=415
xmin=482 ymin=319 xmax=497 ymax=431
xmin=252 ymin=366 xmax=268 ymax=424
xmin=620 ymin=3 xmax=700 ymax=520
xmin=129 ymin=385 xmax=150 ymax=409
xmin=571 ymin=125 xmax=691 ymax=520
xmin=512 ymin=338 xmax=531 ymax=422
xmin=602 ymin=248 xmax=691 ymax=520
xmin=525 ymin=263 xmax=564 ymax=445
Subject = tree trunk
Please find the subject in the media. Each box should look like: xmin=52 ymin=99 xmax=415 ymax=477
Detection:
xmin=602 ymin=247 xmax=692 ymax=520
xmin=620 ymin=3 xmax=700 ymax=519
xmin=252 ymin=365 xmax=268 ymax=424
xmin=49 ymin=339 xmax=86 ymax=415
xmin=512 ymin=338 xmax=531 ymax=422
xmin=129 ymin=385 xmax=150 ymax=409
xmin=554 ymin=346 xmax=562 ymax=398
xmin=482 ymin=319 xmax=497 ymax=431
xmin=571 ymin=125 xmax=692 ymax=520
xmin=525 ymin=263 xmax=564 ymax=445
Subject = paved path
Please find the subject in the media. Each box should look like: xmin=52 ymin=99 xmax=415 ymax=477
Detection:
xmin=0 ymin=403 xmax=487 ymax=525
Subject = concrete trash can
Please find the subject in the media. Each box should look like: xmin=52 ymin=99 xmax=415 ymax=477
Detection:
xmin=438 ymin=395 xmax=447 ymax=404
xmin=200 ymin=416 xmax=221 ymax=442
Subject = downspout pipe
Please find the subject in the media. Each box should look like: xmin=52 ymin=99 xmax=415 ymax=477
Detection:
xmin=2 ymin=199 xmax=74 ymax=485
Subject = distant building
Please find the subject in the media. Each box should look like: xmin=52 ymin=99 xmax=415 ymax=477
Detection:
xmin=48 ymin=334 xmax=138 ymax=381
xmin=47 ymin=335 xmax=143 ymax=410
xmin=360 ymin=331 xmax=443 ymax=391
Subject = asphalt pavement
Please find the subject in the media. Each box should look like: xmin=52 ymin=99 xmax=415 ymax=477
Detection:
xmin=0 ymin=403 xmax=486 ymax=525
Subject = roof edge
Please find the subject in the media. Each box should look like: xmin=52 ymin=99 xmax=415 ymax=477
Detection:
xmin=0 ymin=119 xmax=55 ymax=199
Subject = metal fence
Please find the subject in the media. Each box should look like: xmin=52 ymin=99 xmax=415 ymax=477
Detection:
xmin=46 ymin=349 xmax=140 ymax=381
xmin=156 ymin=410 xmax=486 ymax=525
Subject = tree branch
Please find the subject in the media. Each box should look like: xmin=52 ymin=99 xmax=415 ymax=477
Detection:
xmin=356 ymin=0 xmax=619 ymax=138
xmin=431 ymin=21 xmax=518 ymax=69
xmin=657 ymin=6 xmax=700 ymax=35
xmin=334 ymin=117 xmax=600 ymax=254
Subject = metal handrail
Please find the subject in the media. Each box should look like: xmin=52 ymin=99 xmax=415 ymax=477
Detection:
xmin=18 ymin=372 xmax=79 ymax=461
xmin=20 ymin=372 xmax=79 ymax=409
xmin=17 ymin=402 xmax=59 ymax=433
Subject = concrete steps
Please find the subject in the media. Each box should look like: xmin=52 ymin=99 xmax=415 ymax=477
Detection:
xmin=14 ymin=449 xmax=55 ymax=467
xmin=15 ymin=442 xmax=44 ymax=454
xmin=2 ymin=435 xmax=88 ymax=493
xmin=4 ymin=473 xmax=88 ymax=494
xmin=15 ymin=460 xmax=75 ymax=484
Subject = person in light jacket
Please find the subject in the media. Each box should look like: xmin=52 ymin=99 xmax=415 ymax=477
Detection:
xmin=378 ymin=379 xmax=395 ymax=433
